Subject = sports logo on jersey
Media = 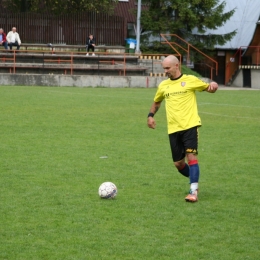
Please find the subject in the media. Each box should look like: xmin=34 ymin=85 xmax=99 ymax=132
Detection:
xmin=181 ymin=82 xmax=186 ymax=87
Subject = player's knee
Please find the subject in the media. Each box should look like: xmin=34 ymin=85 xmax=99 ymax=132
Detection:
xmin=174 ymin=160 xmax=186 ymax=170
xmin=186 ymin=153 xmax=198 ymax=163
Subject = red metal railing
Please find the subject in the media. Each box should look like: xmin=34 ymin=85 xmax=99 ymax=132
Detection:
xmin=160 ymin=34 xmax=218 ymax=80
xmin=0 ymin=49 xmax=183 ymax=76
xmin=0 ymin=50 xmax=149 ymax=76
xmin=0 ymin=50 xmax=16 ymax=73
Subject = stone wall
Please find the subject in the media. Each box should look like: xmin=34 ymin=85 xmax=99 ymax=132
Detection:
xmin=0 ymin=74 xmax=167 ymax=88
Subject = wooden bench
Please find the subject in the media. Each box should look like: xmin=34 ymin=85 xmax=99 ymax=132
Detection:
xmin=19 ymin=44 xmax=127 ymax=54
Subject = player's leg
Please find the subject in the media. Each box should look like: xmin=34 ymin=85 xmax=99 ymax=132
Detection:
xmin=183 ymin=127 xmax=199 ymax=202
xmin=169 ymin=132 xmax=189 ymax=178
xmin=86 ymin=45 xmax=89 ymax=56
xmin=185 ymin=153 xmax=199 ymax=202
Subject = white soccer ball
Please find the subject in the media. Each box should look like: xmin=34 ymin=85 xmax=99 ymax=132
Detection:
xmin=98 ymin=182 xmax=117 ymax=199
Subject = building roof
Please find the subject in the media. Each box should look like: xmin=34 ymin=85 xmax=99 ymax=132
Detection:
xmin=114 ymin=0 xmax=137 ymax=23
xmin=197 ymin=0 xmax=260 ymax=49
xmin=114 ymin=0 xmax=148 ymax=23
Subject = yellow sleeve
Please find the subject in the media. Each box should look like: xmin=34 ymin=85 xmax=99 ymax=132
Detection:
xmin=154 ymin=82 xmax=165 ymax=102
xmin=196 ymin=79 xmax=209 ymax=91
xmin=189 ymin=75 xmax=209 ymax=91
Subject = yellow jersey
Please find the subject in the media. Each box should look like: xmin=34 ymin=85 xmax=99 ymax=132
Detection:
xmin=154 ymin=74 xmax=209 ymax=134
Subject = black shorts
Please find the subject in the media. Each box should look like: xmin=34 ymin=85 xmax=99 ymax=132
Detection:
xmin=168 ymin=126 xmax=199 ymax=162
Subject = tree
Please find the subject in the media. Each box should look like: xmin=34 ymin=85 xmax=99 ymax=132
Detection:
xmin=141 ymin=0 xmax=236 ymax=51
xmin=1 ymin=0 xmax=118 ymax=14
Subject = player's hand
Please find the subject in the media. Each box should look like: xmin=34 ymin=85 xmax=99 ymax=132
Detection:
xmin=207 ymin=82 xmax=218 ymax=93
xmin=147 ymin=117 xmax=156 ymax=129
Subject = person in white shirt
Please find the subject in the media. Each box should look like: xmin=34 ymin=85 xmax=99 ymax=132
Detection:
xmin=6 ymin=27 xmax=21 ymax=50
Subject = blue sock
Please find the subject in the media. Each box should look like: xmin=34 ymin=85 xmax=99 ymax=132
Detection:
xmin=189 ymin=160 xmax=200 ymax=183
xmin=178 ymin=163 xmax=189 ymax=178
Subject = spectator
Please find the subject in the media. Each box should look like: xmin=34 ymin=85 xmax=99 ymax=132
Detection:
xmin=7 ymin=27 xmax=21 ymax=50
xmin=86 ymin=34 xmax=95 ymax=56
xmin=0 ymin=28 xmax=8 ymax=50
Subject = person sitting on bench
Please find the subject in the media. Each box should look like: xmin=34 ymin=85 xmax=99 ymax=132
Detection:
xmin=0 ymin=28 xmax=8 ymax=50
xmin=7 ymin=27 xmax=21 ymax=50
xmin=86 ymin=34 xmax=95 ymax=56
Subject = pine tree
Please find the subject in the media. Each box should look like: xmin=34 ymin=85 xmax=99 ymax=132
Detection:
xmin=141 ymin=0 xmax=236 ymax=51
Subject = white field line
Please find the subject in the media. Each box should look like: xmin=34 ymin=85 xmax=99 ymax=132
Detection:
xmin=47 ymin=90 xmax=259 ymax=106
xmin=46 ymin=90 xmax=260 ymax=120
xmin=199 ymin=102 xmax=260 ymax=109
xmin=47 ymin=90 xmax=260 ymax=110
xmin=200 ymin=111 xmax=260 ymax=120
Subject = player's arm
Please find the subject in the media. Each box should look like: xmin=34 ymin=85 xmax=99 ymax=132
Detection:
xmin=205 ymin=81 xmax=218 ymax=93
xmin=147 ymin=101 xmax=161 ymax=129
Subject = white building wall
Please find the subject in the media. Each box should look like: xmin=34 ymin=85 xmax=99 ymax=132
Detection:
xmin=232 ymin=70 xmax=243 ymax=87
xmin=251 ymin=70 xmax=260 ymax=89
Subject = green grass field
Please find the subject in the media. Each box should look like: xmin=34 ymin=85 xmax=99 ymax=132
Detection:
xmin=0 ymin=86 xmax=259 ymax=260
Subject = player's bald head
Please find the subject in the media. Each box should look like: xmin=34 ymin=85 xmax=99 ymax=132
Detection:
xmin=162 ymin=55 xmax=181 ymax=79
xmin=163 ymin=55 xmax=179 ymax=65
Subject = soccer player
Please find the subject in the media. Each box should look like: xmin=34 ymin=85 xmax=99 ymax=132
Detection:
xmin=147 ymin=55 xmax=218 ymax=202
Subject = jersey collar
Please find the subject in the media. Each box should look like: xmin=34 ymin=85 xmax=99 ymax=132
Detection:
xmin=170 ymin=74 xmax=183 ymax=81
